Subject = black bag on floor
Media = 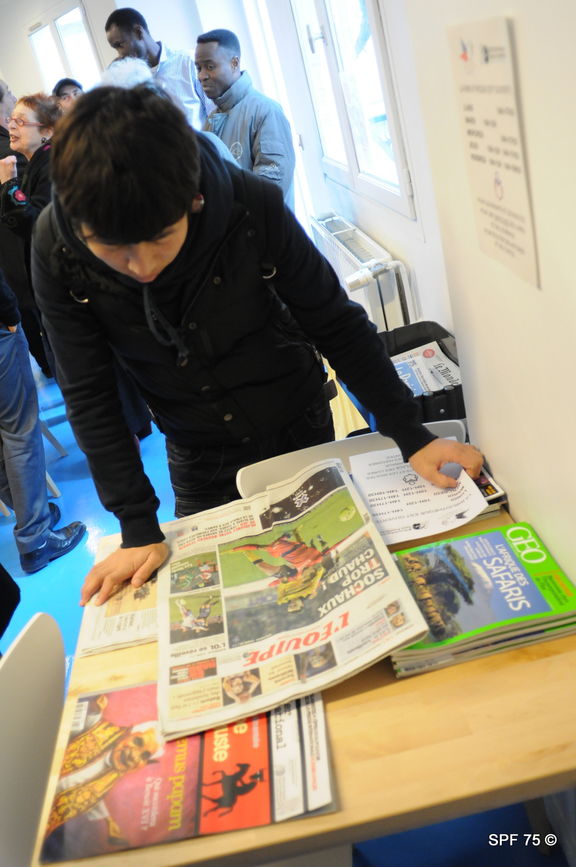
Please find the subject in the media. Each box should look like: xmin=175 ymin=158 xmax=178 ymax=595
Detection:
xmin=378 ymin=320 xmax=466 ymax=423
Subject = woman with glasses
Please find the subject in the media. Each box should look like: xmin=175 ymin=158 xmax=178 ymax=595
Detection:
xmin=0 ymin=93 xmax=60 ymax=377
xmin=0 ymin=80 xmax=45 ymax=373
xmin=0 ymin=93 xmax=60 ymax=256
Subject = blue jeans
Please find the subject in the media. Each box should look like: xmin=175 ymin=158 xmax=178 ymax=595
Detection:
xmin=0 ymin=325 xmax=51 ymax=553
xmin=166 ymin=390 xmax=335 ymax=517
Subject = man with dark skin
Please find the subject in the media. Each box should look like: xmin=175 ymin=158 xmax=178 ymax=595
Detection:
xmin=195 ymin=29 xmax=295 ymax=205
xmin=105 ymin=7 xmax=211 ymax=127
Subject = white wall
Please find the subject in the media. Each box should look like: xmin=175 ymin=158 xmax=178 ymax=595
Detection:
xmin=0 ymin=0 xmax=205 ymax=93
xmin=402 ymin=0 xmax=576 ymax=573
xmin=124 ymin=0 xmax=202 ymax=52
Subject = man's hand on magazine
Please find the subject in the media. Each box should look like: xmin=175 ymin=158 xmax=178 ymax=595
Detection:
xmin=408 ymin=439 xmax=483 ymax=489
xmin=80 ymin=542 xmax=170 ymax=607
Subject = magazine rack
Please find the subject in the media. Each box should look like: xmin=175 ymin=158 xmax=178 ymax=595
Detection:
xmin=342 ymin=320 xmax=467 ymax=430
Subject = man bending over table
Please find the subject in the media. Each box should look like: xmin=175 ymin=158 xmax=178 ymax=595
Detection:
xmin=32 ymin=85 xmax=482 ymax=606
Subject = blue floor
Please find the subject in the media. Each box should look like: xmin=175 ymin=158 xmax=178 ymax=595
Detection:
xmin=353 ymin=803 xmax=570 ymax=867
xmin=0 ymin=365 xmax=176 ymax=664
xmin=0 ymin=366 xmax=571 ymax=867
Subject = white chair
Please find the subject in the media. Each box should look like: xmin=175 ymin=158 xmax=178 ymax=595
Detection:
xmin=237 ymin=420 xmax=466 ymax=498
xmin=40 ymin=421 xmax=68 ymax=459
xmin=39 ymin=419 xmax=67 ymax=498
xmin=0 ymin=470 xmax=62 ymax=516
xmin=0 ymin=613 xmax=65 ymax=867
xmin=40 ymin=420 xmax=67 ymax=497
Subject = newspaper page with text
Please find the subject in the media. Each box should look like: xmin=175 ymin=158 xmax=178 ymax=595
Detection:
xmin=157 ymin=459 xmax=428 ymax=739
xmin=76 ymin=533 xmax=159 ymax=655
xmin=349 ymin=448 xmax=488 ymax=545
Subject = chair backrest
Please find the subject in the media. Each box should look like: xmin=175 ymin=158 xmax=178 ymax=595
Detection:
xmin=0 ymin=613 xmax=65 ymax=867
xmin=237 ymin=420 xmax=467 ymax=499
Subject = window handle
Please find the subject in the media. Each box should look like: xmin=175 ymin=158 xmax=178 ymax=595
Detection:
xmin=306 ymin=23 xmax=326 ymax=54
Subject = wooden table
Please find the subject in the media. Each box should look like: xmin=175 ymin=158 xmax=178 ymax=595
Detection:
xmin=32 ymin=514 xmax=576 ymax=866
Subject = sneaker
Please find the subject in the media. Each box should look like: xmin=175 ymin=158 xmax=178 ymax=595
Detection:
xmin=20 ymin=522 xmax=87 ymax=574
xmin=48 ymin=502 xmax=61 ymax=529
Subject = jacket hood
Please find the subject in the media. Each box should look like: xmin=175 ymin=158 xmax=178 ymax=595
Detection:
xmin=51 ymin=133 xmax=236 ymax=295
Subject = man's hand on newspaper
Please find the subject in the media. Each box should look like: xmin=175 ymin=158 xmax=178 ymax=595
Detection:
xmin=408 ymin=439 xmax=483 ymax=489
xmin=80 ymin=542 xmax=170 ymax=607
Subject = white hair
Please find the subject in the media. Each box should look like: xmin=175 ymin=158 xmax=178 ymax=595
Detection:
xmin=101 ymin=57 xmax=153 ymax=88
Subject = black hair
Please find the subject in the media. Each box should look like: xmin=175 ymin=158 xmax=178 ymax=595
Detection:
xmin=105 ymin=7 xmax=149 ymax=33
xmin=50 ymin=85 xmax=200 ymax=243
xmin=52 ymin=78 xmax=83 ymax=97
xmin=196 ymin=29 xmax=241 ymax=56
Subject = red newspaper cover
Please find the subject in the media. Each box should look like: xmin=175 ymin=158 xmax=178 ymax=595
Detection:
xmin=41 ymin=683 xmax=331 ymax=862
xmin=200 ymin=715 xmax=271 ymax=835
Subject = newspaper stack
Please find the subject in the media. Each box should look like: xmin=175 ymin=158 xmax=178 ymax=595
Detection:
xmin=390 ymin=522 xmax=576 ymax=676
xmin=41 ymin=686 xmax=333 ymax=862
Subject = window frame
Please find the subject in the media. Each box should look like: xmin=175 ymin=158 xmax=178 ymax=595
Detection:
xmin=27 ymin=0 xmax=102 ymax=93
xmin=291 ymin=0 xmax=415 ymax=218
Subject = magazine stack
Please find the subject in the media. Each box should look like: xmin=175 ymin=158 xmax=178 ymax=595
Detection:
xmin=391 ymin=522 xmax=576 ymax=676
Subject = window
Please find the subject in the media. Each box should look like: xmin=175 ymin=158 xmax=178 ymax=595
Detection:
xmin=291 ymin=0 xmax=414 ymax=217
xmin=28 ymin=2 xmax=101 ymax=93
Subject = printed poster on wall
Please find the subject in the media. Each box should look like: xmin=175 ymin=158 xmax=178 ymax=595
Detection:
xmin=448 ymin=17 xmax=540 ymax=287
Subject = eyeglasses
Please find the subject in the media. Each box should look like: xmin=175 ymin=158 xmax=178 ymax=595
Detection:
xmin=6 ymin=116 xmax=42 ymax=127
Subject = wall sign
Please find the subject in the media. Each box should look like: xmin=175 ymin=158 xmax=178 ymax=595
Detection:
xmin=449 ymin=17 xmax=540 ymax=287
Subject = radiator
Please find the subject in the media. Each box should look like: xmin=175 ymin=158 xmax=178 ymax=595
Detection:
xmin=310 ymin=212 xmax=416 ymax=331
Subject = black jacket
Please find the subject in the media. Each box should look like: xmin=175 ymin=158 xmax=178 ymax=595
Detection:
xmin=32 ymin=137 xmax=434 ymax=546
xmin=0 ymin=267 xmax=21 ymax=326
xmin=0 ymin=127 xmax=30 ymax=309
xmin=0 ymin=142 xmax=52 ymax=232
xmin=0 ymin=143 xmax=52 ymax=302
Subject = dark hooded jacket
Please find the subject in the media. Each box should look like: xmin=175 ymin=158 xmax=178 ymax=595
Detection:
xmin=0 ymin=127 xmax=31 ymax=310
xmin=0 ymin=143 xmax=52 ymax=283
xmin=0 ymin=266 xmax=21 ymax=326
xmin=31 ymin=137 xmax=434 ymax=546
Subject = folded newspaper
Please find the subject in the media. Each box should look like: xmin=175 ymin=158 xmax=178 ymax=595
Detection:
xmin=391 ymin=340 xmax=461 ymax=396
xmin=157 ymin=458 xmax=428 ymax=739
xmin=77 ymin=451 xmax=495 ymax=658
